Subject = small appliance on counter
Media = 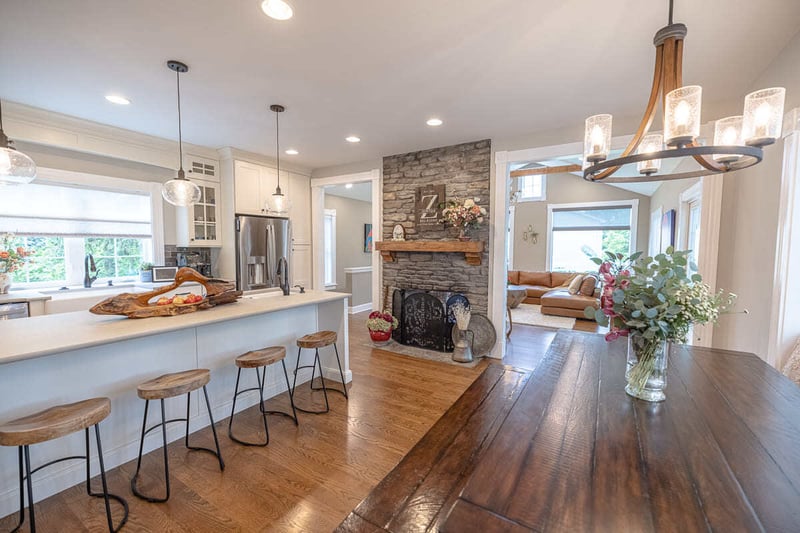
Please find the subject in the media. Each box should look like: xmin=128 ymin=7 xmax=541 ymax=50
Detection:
xmin=152 ymin=266 xmax=179 ymax=282
xmin=176 ymin=248 xmax=212 ymax=277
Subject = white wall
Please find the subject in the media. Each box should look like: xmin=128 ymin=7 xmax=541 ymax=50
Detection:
xmin=512 ymin=173 xmax=650 ymax=271
xmin=323 ymin=194 xmax=372 ymax=295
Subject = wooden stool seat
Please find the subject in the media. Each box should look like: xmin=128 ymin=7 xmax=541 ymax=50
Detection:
xmin=0 ymin=397 xmax=111 ymax=447
xmin=137 ymin=369 xmax=210 ymax=400
xmin=297 ymin=330 xmax=337 ymax=349
xmin=236 ymin=346 xmax=286 ymax=368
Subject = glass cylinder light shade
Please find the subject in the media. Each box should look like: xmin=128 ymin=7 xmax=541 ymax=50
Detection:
xmin=0 ymin=146 xmax=37 ymax=185
xmin=268 ymin=191 xmax=291 ymax=215
xmin=742 ymin=87 xmax=786 ymax=147
xmin=713 ymin=116 xmax=744 ymax=163
xmin=162 ymin=176 xmax=201 ymax=206
xmin=636 ymin=133 xmax=663 ymax=175
xmin=584 ymin=114 xmax=612 ymax=164
xmin=664 ymin=86 xmax=702 ymax=147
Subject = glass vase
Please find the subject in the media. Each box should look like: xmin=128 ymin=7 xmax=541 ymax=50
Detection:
xmin=625 ymin=335 xmax=668 ymax=402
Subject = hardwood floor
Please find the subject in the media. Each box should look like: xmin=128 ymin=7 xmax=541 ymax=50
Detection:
xmin=0 ymin=312 xmax=484 ymax=533
xmin=0 ymin=311 xmax=594 ymax=532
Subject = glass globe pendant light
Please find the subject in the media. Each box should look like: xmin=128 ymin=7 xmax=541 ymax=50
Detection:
xmin=162 ymin=60 xmax=201 ymax=206
xmin=267 ymin=104 xmax=291 ymax=216
xmin=0 ymin=100 xmax=37 ymax=186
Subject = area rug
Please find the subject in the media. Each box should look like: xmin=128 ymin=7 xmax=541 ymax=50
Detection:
xmin=360 ymin=341 xmax=483 ymax=368
xmin=511 ymin=303 xmax=576 ymax=330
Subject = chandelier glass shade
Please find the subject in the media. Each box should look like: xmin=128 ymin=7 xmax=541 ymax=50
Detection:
xmin=0 ymin=101 xmax=37 ymax=186
xmin=582 ymin=1 xmax=786 ymax=183
xmin=161 ymin=60 xmax=201 ymax=207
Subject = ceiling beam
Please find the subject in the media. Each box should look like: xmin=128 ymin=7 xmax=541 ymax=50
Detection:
xmin=510 ymin=164 xmax=582 ymax=178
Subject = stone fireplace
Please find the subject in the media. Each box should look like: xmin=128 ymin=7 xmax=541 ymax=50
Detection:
xmin=382 ymin=139 xmax=491 ymax=317
xmin=391 ymin=289 xmax=470 ymax=352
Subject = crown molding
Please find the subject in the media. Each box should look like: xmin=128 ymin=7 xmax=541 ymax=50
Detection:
xmin=216 ymin=146 xmax=312 ymax=176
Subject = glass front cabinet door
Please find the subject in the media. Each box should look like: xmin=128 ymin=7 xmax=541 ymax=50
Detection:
xmin=188 ymin=180 xmax=220 ymax=247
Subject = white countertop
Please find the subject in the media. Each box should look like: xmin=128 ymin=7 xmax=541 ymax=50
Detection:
xmin=0 ymin=291 xmax=52 ymax=304
xmin=0 ymin=289 xmax=349 ymax=365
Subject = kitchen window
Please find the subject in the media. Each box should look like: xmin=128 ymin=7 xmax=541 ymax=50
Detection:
xmin=547 ymin=200 xmax=638 ymax=272
xmin=323 ymin=209 xmax=337 ymax=288
xmin=0 ymin=168 xmax=163 ymax=288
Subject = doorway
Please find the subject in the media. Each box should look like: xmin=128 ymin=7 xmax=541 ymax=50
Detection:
xmin=310 ymin=169 xmax=382 ymax=312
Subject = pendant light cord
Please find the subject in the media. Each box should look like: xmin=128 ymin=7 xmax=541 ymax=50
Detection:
xmin=0 ymin=99 xmax=4 ymax=131
xmin=176 ymin=69 xmax=184 ymax=173
xmin=668 ymin=0 xmax=674 ymax=25
xmin=275 ymin=109 xmax=281 ymax=190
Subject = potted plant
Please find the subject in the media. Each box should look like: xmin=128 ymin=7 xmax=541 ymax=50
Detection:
xmin=0 ymin=233 xmax=34 ymax=294
xmin=439 ymin=197 xmax=487 ymax=241
xmin=586 ymin=248 xmax=736 ymax=402
xmin=139 ymin=262 xmax=154 ymax=283
xmin=366 ymin=310 xmax=398 ymax=346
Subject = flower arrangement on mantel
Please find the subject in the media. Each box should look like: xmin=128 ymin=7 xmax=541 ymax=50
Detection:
xmin=0 ymin=233 xmax=34 ymax=294
xmin=586 ymin=248 xmax=736 ymax=402
xmin=439 ymin=198 xmax=487 ymax=241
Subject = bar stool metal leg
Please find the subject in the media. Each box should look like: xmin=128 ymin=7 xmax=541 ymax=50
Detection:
xmin=85 ymin=424 xmax=129 ymax=532
xmin=277 ymin=360 xmax=299 ymax=425
xmin=309 ymin=343 xmax=348 ymax=399
xmin=228 ymin=367 xmax=270 ymax=446
xmin=24 ymin=445 xmax=35 ymax=533
xmin=292 ymin=346 xmax=330 ymax=414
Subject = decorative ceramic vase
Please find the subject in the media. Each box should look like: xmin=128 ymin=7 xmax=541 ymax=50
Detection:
xmin=452 ymin=328 xmax=475 ymax=363
xmin=625 ymin=335 xmax=668 ymax=402
xmin=0 ymin=273 xmax=10 ymax=294
xmin=457 ymin=227 xmax=470 ymax=241
xmin=369 ymin=329 xmax=392 ymax=346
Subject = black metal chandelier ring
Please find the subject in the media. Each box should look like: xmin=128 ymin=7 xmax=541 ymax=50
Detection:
xmin=583 ymin=144 xmax=764 ymax=183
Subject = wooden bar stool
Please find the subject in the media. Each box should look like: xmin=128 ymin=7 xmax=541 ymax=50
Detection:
xmin=130 ymin=369 xmax=224 ymax=503
xmin=0 ymin=397 xmax=129 ymax=532
xmin=228 ymin=346 xmax=299 ymax=446
xmin=291 ymin=330 xmax=348 ymax=414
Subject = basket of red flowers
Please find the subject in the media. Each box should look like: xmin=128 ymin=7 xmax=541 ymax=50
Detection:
xmin=366 ymin=310 xmax=399 ymax=346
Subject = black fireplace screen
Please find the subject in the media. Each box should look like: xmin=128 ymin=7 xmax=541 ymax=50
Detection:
xmin=392 ymin=289 xmax=469 ymax=352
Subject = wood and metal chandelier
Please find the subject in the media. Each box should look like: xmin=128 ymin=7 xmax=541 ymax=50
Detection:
xmin=582 ymin=0 xmax=786 ymax=183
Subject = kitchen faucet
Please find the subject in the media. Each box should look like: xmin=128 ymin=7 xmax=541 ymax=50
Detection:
xmin=84 ymin=254 xmax=99 ymax=288
xmin=277 ymin=256 xmax=290 ymax=296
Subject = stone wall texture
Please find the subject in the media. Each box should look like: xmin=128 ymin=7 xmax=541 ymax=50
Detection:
xmin=382 ymin=139 xmax=491 ymax=314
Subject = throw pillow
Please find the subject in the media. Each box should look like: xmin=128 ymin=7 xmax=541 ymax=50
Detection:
xmin=580 ymin=275 xmax=597 ymax=297
xmin=568 ymin=274 xmax=586 ymax=295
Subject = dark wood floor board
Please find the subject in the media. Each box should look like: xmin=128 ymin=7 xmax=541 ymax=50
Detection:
xmin=386 ymin=367 xmax=530 ymax=532
xmin=508 ymin=334 xmax=601 ymax=531
xmin=671 ymin=351 xmax=800 ymax=530
xmin=458 ymin=331 xmax=579 ymax=513
xmin=335 ymin=512 xmax=385 ymax=533
xmin=440 ymin=500 xmax=532 ymax=533
xmin=349 ymin=364 xmax=507 ymax=528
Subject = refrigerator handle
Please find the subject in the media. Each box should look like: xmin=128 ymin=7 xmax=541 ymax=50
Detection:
xmin=266 ymin=224 xmax=277 ymax=286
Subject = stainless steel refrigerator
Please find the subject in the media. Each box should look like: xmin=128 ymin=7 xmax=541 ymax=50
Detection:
xmin=235 ymin=215 xmax=291 ymax=291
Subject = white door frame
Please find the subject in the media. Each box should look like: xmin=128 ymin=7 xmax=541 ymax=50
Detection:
xmin=310 ymin=169 xmax=382 ymax=311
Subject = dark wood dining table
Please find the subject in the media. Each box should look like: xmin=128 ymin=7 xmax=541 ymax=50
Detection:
xmin=337 ymin=329 xmax=800 ymax=532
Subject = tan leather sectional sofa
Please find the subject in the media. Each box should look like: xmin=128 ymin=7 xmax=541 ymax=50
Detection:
xmin=507 ymin=270 xmax=600 ymax=319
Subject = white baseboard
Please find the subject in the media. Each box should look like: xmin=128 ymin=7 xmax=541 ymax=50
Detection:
xmin=348 ymin=302 xmax=372 ymax=314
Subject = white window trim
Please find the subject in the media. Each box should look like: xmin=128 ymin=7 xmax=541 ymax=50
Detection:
xmin=545 ymin=199 xmax=639 ymax=271
xmin=515 ymin=174 xmax=547 ymax=203
xmin=323 ymin=208 xmax=337 ymax=288
xmin=9 ymin=167 xmax=164 ymax=288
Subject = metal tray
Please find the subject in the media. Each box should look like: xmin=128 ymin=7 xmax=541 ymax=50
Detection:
xmin=451 ymin=313 xmax=497 ymax=357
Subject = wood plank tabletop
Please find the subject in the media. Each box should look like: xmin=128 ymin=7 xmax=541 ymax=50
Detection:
xmin=338 ymin=330 xmax=800 ymax=532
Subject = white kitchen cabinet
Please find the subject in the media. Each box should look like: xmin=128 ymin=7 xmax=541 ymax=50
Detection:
xmin=288 ymin=172 xmax=311 ymax=244
xmin=292 ymin=243 xmax=311 ymax=289
xmin=234 ymin=161 xmax=263 ymax=215
xmin=185 ymin=154 xmax=220 ymax=183
xmin=187 ymin=180 xmax=221 ymax=247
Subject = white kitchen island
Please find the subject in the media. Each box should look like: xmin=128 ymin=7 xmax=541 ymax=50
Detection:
xmin=0 ymin=289 xmax=350 ymax=517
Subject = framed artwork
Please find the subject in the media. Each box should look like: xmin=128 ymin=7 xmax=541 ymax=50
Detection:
xmin=364 ymin=223 xmax=373 ymax=253
xmin=415 ymin=184 xmax=445 ymax=230
xmin=660 ymin=209 xmax=676 ymax=252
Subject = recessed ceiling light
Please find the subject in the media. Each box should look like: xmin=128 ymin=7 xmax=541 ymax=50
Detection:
xmin=261 ymin=0 xmax=293 ymax=20
xmin=426 ymin=118 xmax=443 ymax=126
xmin=345 ymin=183 xmax=353 ymax=189
xmin=346 ymin=136 xmax=361 ymax=143
xmin=105 ymin=94 xmax=131 ymax=105
xmin=285 ymin=149 xmax=299 ymax=155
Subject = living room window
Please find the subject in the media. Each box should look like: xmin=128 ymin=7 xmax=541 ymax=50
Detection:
xmin=547 ymin=200 xmax=638 ymax=272
xmin=517 ymin=175 xmax=546 ymax=202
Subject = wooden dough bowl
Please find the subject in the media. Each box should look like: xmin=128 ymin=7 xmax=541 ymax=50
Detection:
xmin=90 ymin=267 xmax=242 ymax=319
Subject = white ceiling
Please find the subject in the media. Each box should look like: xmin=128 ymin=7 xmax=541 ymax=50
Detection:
xmin=325 ymin=182 xmax=372 ymax=203
xmin=1 ymin=0 xmax=799 ymax=170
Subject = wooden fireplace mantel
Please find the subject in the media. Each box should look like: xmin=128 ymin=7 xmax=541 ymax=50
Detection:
xmin=375 ymin=240 xmax=484 ymax=266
